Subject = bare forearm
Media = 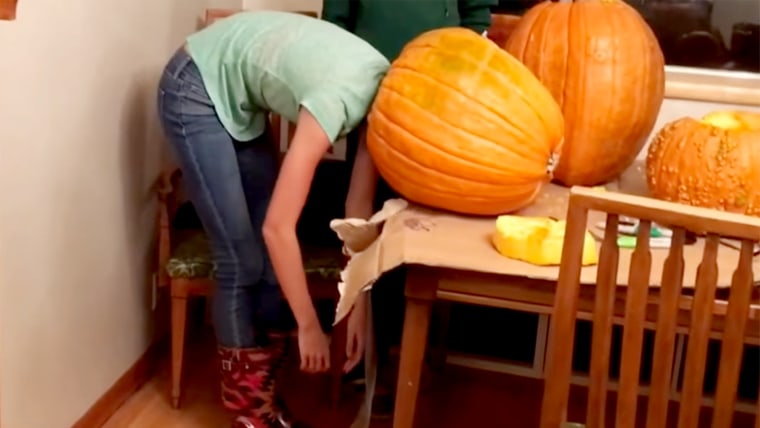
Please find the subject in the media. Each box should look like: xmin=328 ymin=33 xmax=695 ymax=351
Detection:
xmin=263 ymin=228 xmax=319 ymax=329
xmin=345 ymin=193 xmax=375 ymax=219
xmin=345 ymin=131 xmax=379 ymax=219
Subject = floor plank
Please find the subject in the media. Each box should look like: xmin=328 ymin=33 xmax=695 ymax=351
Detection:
xmin=102 ymin=328 xmax=755 ymax=428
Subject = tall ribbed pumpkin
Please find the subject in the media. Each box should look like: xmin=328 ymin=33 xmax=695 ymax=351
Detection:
xmin=504 ymin=0 xmax=665 ymax=186
xmin=366 ymin=28 xmax=565 ymax=216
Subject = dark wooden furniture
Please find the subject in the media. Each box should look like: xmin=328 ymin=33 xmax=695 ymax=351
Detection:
xmin=391 ymin=188 xmax=759 ymax=428
xmin=542 ymin=186 xmax=760 ymax=428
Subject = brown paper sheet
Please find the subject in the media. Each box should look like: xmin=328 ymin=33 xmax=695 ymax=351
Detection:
xmin=333 ymin=163 xmax=760 ymax=324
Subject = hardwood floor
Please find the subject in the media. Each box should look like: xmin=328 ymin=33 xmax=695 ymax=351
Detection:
xmin=102 ymin=328 xmax=755 ymax=428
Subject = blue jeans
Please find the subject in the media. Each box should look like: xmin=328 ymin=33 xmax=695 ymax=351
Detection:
xmin=157 ymin=48 xmax=281 ymax=348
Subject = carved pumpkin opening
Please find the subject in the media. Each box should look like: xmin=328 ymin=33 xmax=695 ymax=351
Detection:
xmin=700 ymin=111 xmax=760 ymax=132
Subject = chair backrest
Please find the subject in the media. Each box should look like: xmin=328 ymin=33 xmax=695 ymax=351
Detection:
xmin=541 ymin=186 xmax=760 ymax=428
xmin=155 ymin=167 xmax=182 ymax=288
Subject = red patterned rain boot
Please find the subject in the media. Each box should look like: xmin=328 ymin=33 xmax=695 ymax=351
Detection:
xmin=219 ymin=341 xmax=299 ymax=428
xmin=263 ymin=329 xmax=294 ymax=422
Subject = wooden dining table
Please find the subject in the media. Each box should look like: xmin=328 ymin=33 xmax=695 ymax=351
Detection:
xmin=393 ymin=264 xmax=759 ymax=428
xmin=331 ymin=175 xmax=760 ymax=428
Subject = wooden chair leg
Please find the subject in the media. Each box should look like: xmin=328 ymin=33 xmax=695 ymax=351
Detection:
xmin=329 ymin=317 xmax=348 ymax=408
xmin=171 ymin=292 xmax=189 ymax=409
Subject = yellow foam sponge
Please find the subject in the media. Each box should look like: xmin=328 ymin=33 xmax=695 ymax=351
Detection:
xmin=492 ymin=216 xmax=598 ymax=266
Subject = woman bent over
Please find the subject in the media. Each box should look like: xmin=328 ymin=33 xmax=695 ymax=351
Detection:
xmin=157 ymin=11 xmax=388 ymax=428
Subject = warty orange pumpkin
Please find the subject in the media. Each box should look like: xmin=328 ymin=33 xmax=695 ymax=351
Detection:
xmin=504 ymin=0 xmax=665 ymax=186
xmin=646 ymin=111 xmax=760 ymax=217
xmin=366 ymin=27 xmax=565 ymax=216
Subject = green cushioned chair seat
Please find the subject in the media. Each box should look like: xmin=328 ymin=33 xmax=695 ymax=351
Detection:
xmin=166 ymin=230 xmax=215 ymax=279
xmin=165 ymin=229 xmax=344 ymax=281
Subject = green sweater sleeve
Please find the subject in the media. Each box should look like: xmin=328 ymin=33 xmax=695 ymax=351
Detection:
xmin=458 ymin=0 xmax=498 ymax=34
xmin=322 ymin=0 xmax=356 ymax=31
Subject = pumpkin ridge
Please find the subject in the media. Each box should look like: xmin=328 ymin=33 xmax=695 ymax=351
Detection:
xmin=551 ymin=2 xmax=571 ymax=109
xmin=504 ymin=0 xmax=665 ymax=186
xmin=379 ymin=69 xmax=539 ymax=161
xmin=367 ymin=27 xmax=564 ymax=215
xmin=376 ymin=72 xmax=551 ymax=167
xmin=607 ymin=5 xmax=654 ymax=172
xmin=557 ymin=0 xmax=582 ymax=182
xmin=396 ymin=43 xmax=562 ymax=145
xmin=585 ymin=2 xmax=629 ymax=174
xmin=386 ymin=64 xmax=555 ymax=165
xmin=391 ymin=60 xmax=540 ymax=140
xmin=370 ymin=107 xmax=547 ymax=183
xmin=370 ymin=131 xmax=542 ymax=202
xmin=369 ymin=129 xmax=543 ymax=193
xmin=561 ymin=0 xmax=661 ymax=185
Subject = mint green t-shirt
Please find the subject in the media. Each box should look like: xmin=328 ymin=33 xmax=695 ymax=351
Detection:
xmin=185 ymin=11 xmax=389 ymax=144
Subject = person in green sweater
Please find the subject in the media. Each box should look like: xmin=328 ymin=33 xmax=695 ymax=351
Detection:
xmin=323 ymin=0 xmax=496 ymax=60
xmin=323 ymin=0 xmax=498 ymax=417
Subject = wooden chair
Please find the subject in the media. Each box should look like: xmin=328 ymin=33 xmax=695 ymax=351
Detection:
xmin=155 ymin=161 xmax=346 ymax=409
xmin=541 ymin=186 xmax=760 ymax=428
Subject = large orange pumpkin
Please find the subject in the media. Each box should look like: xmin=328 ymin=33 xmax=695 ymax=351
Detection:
xmin=366 ymin=28 xmax=565 ymax=216
xmin=646 ymin=111 xmax=760 ymax=216
xmin=504 ymin=0 xmax=665 ymax=186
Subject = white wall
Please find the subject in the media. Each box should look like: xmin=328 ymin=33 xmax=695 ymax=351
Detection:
xmin=0 ymin=0 xmax=238 ymax=426
xmin=0 ymin=1 xmax=754 ymax=426
xmin=244 ymin=0 xmax=321 ymax=14
xmin=712 ymin=0 xmax=760 ymax=44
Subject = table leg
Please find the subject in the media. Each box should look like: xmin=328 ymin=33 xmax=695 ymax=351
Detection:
xmin=393 ymin=266 xmax=438 ymax=428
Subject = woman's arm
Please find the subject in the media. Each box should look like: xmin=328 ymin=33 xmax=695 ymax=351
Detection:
xmin=263 ymin=108 xmax=331 ymax=371
xmin=345 ymin=124 xmax=379 ymax=219
xmin=458 ymin=0 xmax=498 ymax=35
xmin=342 ymin=125 xmax=379 ymax=372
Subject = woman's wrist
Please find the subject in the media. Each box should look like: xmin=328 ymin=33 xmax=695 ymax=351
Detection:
xmin=262 ymin=224 xmax=322 ymax=332
xmin=296 ymin=310 xmax=321 ymax=331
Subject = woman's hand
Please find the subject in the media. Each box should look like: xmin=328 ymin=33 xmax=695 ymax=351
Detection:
xmin=298 ymin=321 xmax=331 ymax=373
xmin=344 ymin=292 xmax=368 ymax=372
